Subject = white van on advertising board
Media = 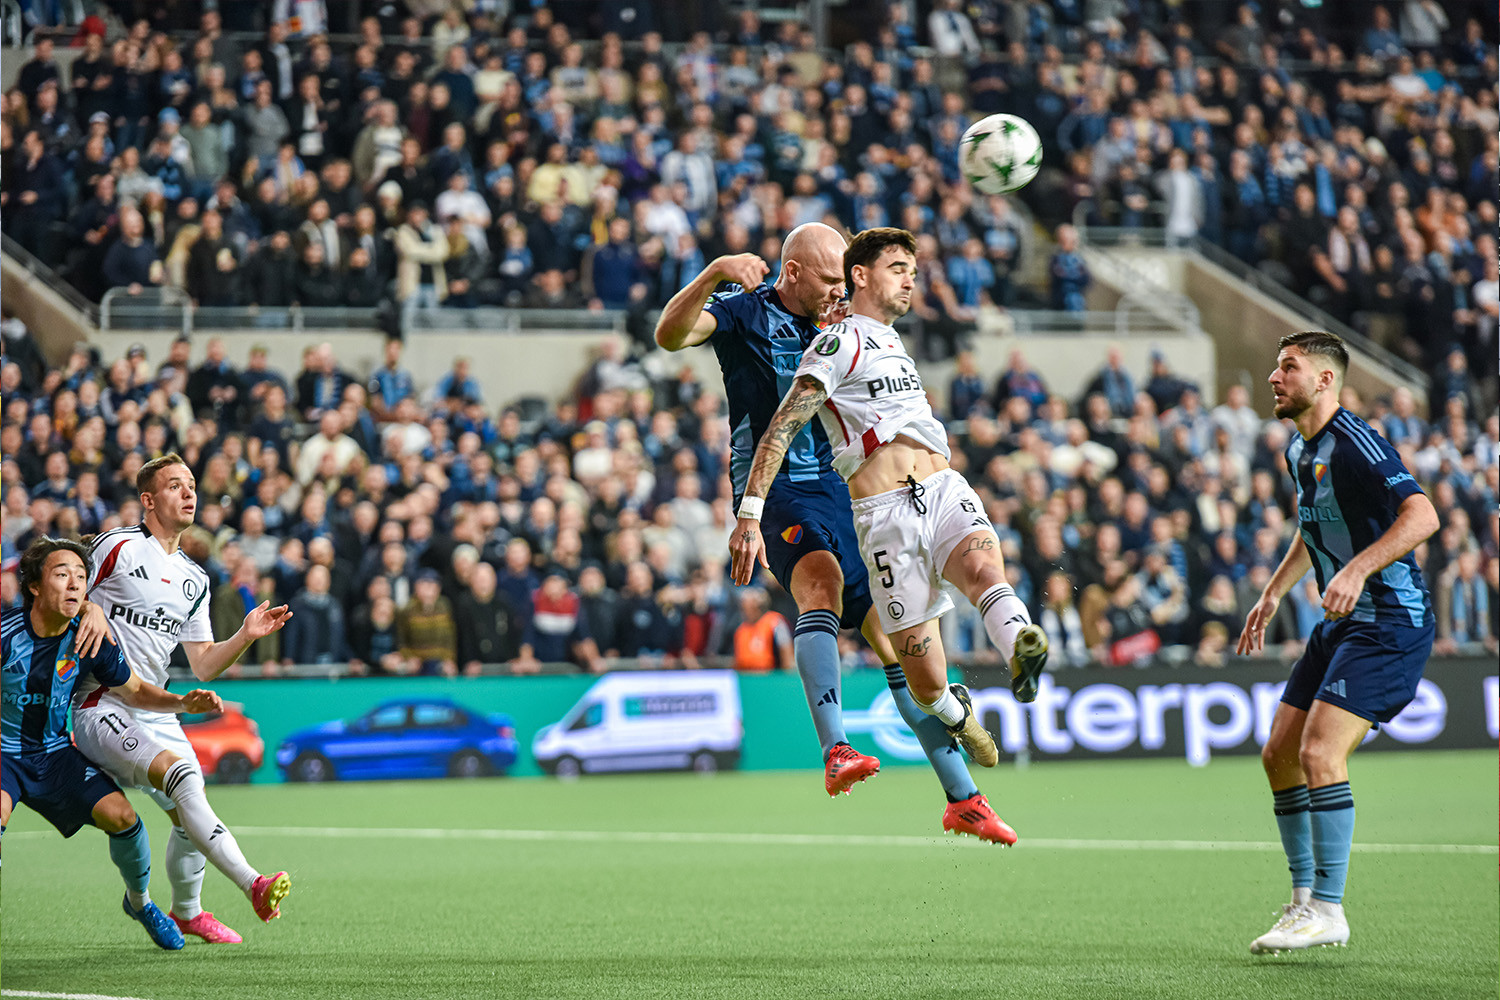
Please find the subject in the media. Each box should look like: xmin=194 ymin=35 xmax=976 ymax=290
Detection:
xmin=532 ymin=671 xmax=744 ymax=777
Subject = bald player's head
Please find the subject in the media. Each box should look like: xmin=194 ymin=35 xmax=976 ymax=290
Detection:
xmin=777 ymin=223 xmax=847 ymax=320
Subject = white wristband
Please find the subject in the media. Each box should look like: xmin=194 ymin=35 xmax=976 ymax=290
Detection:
xmin=737 ymin=496 xmax=765 ymax=521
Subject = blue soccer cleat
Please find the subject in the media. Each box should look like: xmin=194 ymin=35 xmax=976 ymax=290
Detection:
xmin=123 ymin=895 xmax=185 ymax=950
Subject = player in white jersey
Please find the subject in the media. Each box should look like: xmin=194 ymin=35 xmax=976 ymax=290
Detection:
xmin=730 ymin=228 xmax=1050 ymax=811
xmin=75 ymin=454 xmax=293 ymax=942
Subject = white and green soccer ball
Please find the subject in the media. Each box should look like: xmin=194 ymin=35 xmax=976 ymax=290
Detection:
xmin=959 ymin=113 xmax=1043 ymax=195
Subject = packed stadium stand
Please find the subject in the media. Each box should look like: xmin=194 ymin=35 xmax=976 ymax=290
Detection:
xmin=1 ymin=0 xmax=1495 ymax=677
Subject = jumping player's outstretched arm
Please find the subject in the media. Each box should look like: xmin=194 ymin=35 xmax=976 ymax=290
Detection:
xmin=654 ymin=253 xmax=769 ymax=351
xmin=729 ymin=374 xmax=829 ymax=585
xmin=1319 ymin=491 xmax=1439 ymax=620
xmin=182 ymin=600 xmax=294 ymax=681
xmin=1237 ymin=533 xmax=1312 ymax=655
xmin=115 ymin=669 xmax=223 ymax=715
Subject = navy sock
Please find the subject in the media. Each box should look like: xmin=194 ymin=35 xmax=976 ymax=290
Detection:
xmin=884 ymin=663 xmax=980 ymax=802
xmin=1308 ymin=781 xmax=1356 ymax=904
xmin=794 ymin=610 xmax=846 ymax=758
xmin=1271 ymin=785 xmax=1314 ymax=891
xmin=107 ymin=817 xmax=153 ymax=898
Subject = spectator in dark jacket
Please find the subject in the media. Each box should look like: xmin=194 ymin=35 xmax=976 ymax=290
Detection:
xmin=6 ymin=131 xmax=66 ymax=259
xmin=283 ymin=565 xmax=348 ymax=664
xmin=185 ymin=210 xmax=243 ymax=307
xmin=349 ymin=594 xmax=404 ymax=675
xmin=453 ymin=562 xmax=520 ymax=672
xmin=1048 ymin=223 xmax=1091 ymax=312
xmin=614 ymin=562 xmax=681 ymax=658
xmin=100 ymin=206 xmax=161 ymax=293
xmin=249 ymin=230 xmax=299 ymax=307
xmin=294 ymin=241 xmax=345 ymax=307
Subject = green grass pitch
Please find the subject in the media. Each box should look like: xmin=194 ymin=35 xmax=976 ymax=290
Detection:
xmin=2 ymin=751 xmax=1495 ymax=1000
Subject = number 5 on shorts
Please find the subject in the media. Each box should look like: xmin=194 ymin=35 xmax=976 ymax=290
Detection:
xmin=873 ymin=549 xmax=894 ymax=588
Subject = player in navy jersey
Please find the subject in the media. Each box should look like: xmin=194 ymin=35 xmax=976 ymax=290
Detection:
xmin=1237 ymin=332 xmax=1439 ymax=955
xmin=2 ymin=537 xmax=223 ymax=950
xmin=655 ymin=223 xmax=1013 ymax=843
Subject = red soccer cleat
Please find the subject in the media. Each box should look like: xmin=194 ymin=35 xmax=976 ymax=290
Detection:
xmin=251 ymin=872 xmax=291 ymax=922
xmin=824 ymin=742 xmax=880 ymax=797
xmin=172 ymin=910 xmax=243 ymax=943
xmin=942 ymin=793 xmax=1018 ymax=846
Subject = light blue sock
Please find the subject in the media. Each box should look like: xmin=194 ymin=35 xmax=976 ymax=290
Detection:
xmin=884 ymin=663 xmax=980 ymax=802
xmin=108 ymin=817 xmax=153 ymax=905
xmin=794 ymin=610 xmax=845 ymax=758
xmin=1271 ymin=784 xmax=1314 ymax=891
xmin=1308 ymin=781 xmax=1355 ymax=904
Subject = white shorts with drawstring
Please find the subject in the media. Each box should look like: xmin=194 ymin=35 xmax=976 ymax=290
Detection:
xmin=851 ymin=469 xmax=994 ymax=635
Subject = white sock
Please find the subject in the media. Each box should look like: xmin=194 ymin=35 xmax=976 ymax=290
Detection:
xmin=127 ymin=888 xmax=151 ymax=910
xmin=163 ymin=760 xmax=259 ymax=897
xmin=916 ymin=687 xmax=965 ymax=727
xmin=977 ymin=584 xmax=1031 ymax=662
xmin=166 ymin=825 xmax=205 ymax=919
xmin=1311 ymin=899 xmax=1344 ymax=919
xmin=1292 ymin=887 xmax=1312 ymax=907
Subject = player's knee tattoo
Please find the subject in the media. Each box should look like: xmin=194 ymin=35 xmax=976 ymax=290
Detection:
xmin=895 ymin=634 xmax=932 ymax=661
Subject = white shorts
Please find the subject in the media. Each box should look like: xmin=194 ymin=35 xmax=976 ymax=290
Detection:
xmin=73 ymin=692 xmax=199 ymax=812
xmin=853 ymin=469 xmax=994 ymax=635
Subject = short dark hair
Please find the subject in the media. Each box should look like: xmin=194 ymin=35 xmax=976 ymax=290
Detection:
xmin=1278 ymin=331 xmax=1349 ymax=381
xmin=19 ymin=537 xmax=91 ymax=611
xmin=137 ymin=452 xmax=188 ymax=495
xmin=843 ymin=227 xmax=918 ymax=292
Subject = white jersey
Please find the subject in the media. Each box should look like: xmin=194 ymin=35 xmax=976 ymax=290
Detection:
xmin=75 ymin=524 xmax=214 ymax=705
xmin=794 ymin=313 xmax=950 ymax=481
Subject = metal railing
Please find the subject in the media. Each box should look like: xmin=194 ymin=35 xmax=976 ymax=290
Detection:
xmin=99 ymin=285 xmax=192 ymax=334
xmin=1008 ymin=309 xmax=1197 ymax=338
xmin=92 ymin=295 xmax=631 ymax=335
xmin=1186 ymin=235 xmax=1430 ymax=388
xmin=1 ymin=233 xmax=99 ymax=322
xmin=1077 ymin=225 xmax=1430 ymax=389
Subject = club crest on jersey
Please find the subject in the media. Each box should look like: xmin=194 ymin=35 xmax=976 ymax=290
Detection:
xmin=183 ymin=579 xmax=199 ymax=600
xmin=781 ymin=525 xmax=804 ymax=544
xmin=1313 ymin=461 xmax=1328 ymax=483
xmin=54 ymin=655 xmax=78 ymax=683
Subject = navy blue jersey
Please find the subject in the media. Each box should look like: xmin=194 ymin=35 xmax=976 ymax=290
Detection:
xmin=1285 ymin=408 xmax=1431 ymax=627
xmin=705 ymin=283 xmax=835 ymax=496
xmin=2 ymin=607 xmax=131 ymax=757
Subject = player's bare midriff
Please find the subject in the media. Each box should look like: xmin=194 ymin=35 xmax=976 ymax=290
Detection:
xmin=847 ymin=434 xmax=950 ymax=499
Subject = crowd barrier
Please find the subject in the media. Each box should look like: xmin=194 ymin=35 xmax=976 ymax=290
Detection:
xmin=188 ymin=657 xmax=1498 ymax=784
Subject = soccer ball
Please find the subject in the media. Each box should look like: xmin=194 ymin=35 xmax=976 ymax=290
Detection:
xmin=959 ymin=113 xmax=1043 ymax=195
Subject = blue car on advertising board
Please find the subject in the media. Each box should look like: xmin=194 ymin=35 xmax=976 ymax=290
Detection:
xmin=276 ymin=698 xmax=519 ymax=782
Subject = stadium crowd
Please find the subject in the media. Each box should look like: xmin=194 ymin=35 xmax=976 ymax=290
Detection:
xmin=1 ymin=317 xmax=1494 ymax=675
xmin=0 ymin=2 xmax=1494 ymax=386
xmin=0 ymin=1 xmax=1495 ymax=673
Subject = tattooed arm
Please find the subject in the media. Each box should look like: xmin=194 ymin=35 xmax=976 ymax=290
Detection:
xmin=746 ymin=375 xmax=828 ymax=503
xmin=728 ymin=375 xmax=829 ymax=585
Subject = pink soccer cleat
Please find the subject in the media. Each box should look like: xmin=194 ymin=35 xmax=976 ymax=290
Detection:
xmin=251 ymin=872 xmax=291 ymax=922
xmin=172 ymin=910 xmax=244 ymax=943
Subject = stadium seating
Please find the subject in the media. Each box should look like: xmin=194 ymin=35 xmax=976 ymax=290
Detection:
xmin=0 ymin=2 xmax=1494 ymax=673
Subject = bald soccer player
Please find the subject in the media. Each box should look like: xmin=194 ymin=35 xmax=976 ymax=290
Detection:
xmin=655 ymin=223 xmax=1013 ymax=843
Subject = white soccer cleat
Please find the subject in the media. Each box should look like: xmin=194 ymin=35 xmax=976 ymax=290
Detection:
xmin=1249 ymin=903 xmax=1350 ymax=954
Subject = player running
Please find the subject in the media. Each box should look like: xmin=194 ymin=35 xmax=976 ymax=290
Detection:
xmin=728 ymin=227 xmax=1050 ymax=841
xmin=1238 ymin=332 xmax=1438 ymax=954
xmin=3 ymin=536 xmax=226 ymax=950
xmin=656 ymin=223 xmax=1015 ymax=844
xmin=74 ymin=454 xmax=293 ymax=943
